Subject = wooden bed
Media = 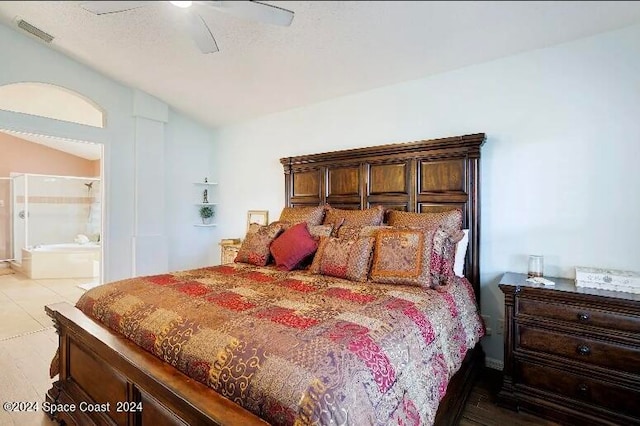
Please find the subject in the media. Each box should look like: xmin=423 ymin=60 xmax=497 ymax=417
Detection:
xmin=46 ymin=132 xmax=486 ymax=426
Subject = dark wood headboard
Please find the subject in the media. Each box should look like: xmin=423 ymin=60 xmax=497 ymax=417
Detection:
xmin=280 ymin=133 xmax=485 ymax=300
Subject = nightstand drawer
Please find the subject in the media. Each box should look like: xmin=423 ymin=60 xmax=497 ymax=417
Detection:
xmin=517 ymin=361 xmax=640 ymax=418
xmin=501 ymin=273 xmax=640 ymax=424
xmin=519 ymin=325 xmax=640 ymax=374
xmin=518 ymin=298 xmax=640 ymax=333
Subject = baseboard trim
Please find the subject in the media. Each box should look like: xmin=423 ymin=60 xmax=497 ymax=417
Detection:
xmin=10 ymin=261 xmax=22 ymax=273
xmin=485 ymin=357 xmax=504 ymax=371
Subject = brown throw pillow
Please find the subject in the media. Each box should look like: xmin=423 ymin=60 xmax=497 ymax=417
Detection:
xmin=336 ymin=225 xmax=393 ymax=239
xmin=309 ymin=236 xmax=375 ymax=282
xmin=428 ymin=226 xmax=464 ymax=286
xmin=308 ymin=224 xmax=334 ymax=238
xmin=370 ymin=226 xmax=461 ymax=288
xmin=234 ymin=222 xmax=286 ymax=266
xmin=278 ymin=206 xmax=326 ymax=226
xmin=323 ymin=205 xmax=385 ymax=229
xmin=387 ymin=209 xmax=463 ymax=234
xmin=246 ymin=222 xmax=263 ymax=235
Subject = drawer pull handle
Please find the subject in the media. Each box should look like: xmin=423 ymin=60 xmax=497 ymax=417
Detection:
xmin=577 ymin=312 xmax=590 ymax=322
xmin=577 ymin=344 xmax=591 ymax=356
xmin=578 ymin=383 xmax=589 ymax=393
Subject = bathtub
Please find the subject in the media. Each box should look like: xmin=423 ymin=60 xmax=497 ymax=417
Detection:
xmin=21 ymin=243 xmax=100 ymax=279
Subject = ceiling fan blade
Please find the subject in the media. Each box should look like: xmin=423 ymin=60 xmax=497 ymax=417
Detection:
xmin=80 ymin=1 xmax=148 ymax=15
xmin=185 ymin=10 xmax=219 ymax=54
xmin=201 ymin=1 xmax=294 ymax=26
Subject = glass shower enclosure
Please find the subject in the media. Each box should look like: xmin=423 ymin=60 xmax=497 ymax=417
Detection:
xmin=3 ymin=174 xmax=102 ymax=279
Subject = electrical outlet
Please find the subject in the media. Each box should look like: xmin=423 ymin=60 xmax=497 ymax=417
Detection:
xmin=0 ymin=199 xmax=4 ymax=207
xmin=481 ymin=315 xmax=492 ymax=336
xmin=497 ymin=319 xmax=505 ymax=335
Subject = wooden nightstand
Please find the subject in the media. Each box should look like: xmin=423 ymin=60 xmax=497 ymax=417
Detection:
xmin=219 ymin=241 xmax=241 ymax=264
xmin=498 ymin=272 xmax=640 ymax=424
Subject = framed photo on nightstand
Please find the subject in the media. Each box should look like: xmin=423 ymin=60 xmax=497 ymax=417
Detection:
xmin=247 ymin=210 xmax=268 ymax=230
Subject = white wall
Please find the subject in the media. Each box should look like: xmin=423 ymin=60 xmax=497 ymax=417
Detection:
xmin=212 ymin=24 xmax=640 ymax=364
xmin=0 ymin=23 xmax=217 ymax=281
xmin=165 ymin=110 xmax=219 ymax=271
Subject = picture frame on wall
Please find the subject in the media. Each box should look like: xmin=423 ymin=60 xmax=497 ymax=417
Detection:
xmin=247 ymin=210 xmax=269 ymax=231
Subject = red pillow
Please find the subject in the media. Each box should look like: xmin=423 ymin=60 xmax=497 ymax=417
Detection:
xmin=270 ymin=222 xmax=319 ymax=271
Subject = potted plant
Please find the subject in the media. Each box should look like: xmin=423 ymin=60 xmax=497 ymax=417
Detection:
xmin=199 ymin=205 xmax=214 ymax=224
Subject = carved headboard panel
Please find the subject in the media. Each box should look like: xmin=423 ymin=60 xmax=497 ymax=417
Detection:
xmin=280 ymin=133 xmax=485 ymax=300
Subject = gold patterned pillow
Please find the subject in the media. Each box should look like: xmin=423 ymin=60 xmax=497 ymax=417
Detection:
xmin=279 ymin=206 xmax=326 ymax=226
xmin=309 ymin=236 xmax=375 ymax=282
xmin=308 ymin=224 xmax=334 ymax=238
xmin=248 ymin=221 xmax=291 ymax=235
xmin=246 ymin=222 xmax=263 ymax=235
xmin=235 ymin=222 xmax=286 ymax=266
xmin=387 ymin=209 xmax=463 ymax=233
xmin=336 ymin=225 xmax=393 ymax=239
xmin=431 ymin=229 xmax=464 ymax=285
xmin=323 ymin=205 xmax=385 ymax=229
xmin=370 ymin=227 xmax=460 ymax=288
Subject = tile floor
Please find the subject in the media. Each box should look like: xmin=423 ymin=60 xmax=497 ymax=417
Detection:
xmin=0 ymin=269 xmax=94 ymax=425
xmin=0 ymin=270 xmax=91 ymax=341
xmin=0 ymin=327 xmax=59 ymax=425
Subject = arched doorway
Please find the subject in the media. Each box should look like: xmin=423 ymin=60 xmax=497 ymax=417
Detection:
xmin=0 ymin=82 xmax=105 ymax=128
xmin=0 ymin=82 xmax=105 ymax=289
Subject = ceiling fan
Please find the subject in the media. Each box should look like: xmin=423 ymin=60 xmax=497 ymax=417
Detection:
xmin=79 ymin=1 xmax=294 ymax=54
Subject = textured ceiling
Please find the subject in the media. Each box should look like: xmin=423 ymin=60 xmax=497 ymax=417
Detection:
xmin=1 ymin=1 xmax=640 ymax=128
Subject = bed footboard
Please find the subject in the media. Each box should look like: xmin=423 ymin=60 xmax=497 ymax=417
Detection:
xmin=45 ymin=302 xmax=268 ymax=426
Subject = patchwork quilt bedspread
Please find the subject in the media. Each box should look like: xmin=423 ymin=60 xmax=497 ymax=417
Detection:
xmin=75 ymin=263 xmax=484 ymax=425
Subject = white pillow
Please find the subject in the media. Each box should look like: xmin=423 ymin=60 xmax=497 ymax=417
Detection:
xmin=454 ymin=229 xmax=469 ymax=277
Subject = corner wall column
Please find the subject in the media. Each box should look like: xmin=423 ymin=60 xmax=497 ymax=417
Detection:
xmin=132 ymin=91 xmax=168 ymax=276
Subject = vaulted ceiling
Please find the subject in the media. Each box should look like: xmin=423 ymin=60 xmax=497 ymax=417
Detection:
xmin=0 ymin=129 xmax=102 ymax=160
xmin=1 ymin=1 xmax=640 ymax=128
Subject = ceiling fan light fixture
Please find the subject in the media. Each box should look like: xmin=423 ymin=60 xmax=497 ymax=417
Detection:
xmin=170 ymin=1 xmax=193 ymax=8
xmin=81 ymin=0 xmax=294 ymax=54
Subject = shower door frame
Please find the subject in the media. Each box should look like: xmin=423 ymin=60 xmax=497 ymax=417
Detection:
xmin=0 ymin=176 xmax=13 ymax=262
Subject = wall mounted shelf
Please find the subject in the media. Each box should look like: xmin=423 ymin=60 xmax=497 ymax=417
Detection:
xmin=195 ymin=182 xmax=217 ymax=227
